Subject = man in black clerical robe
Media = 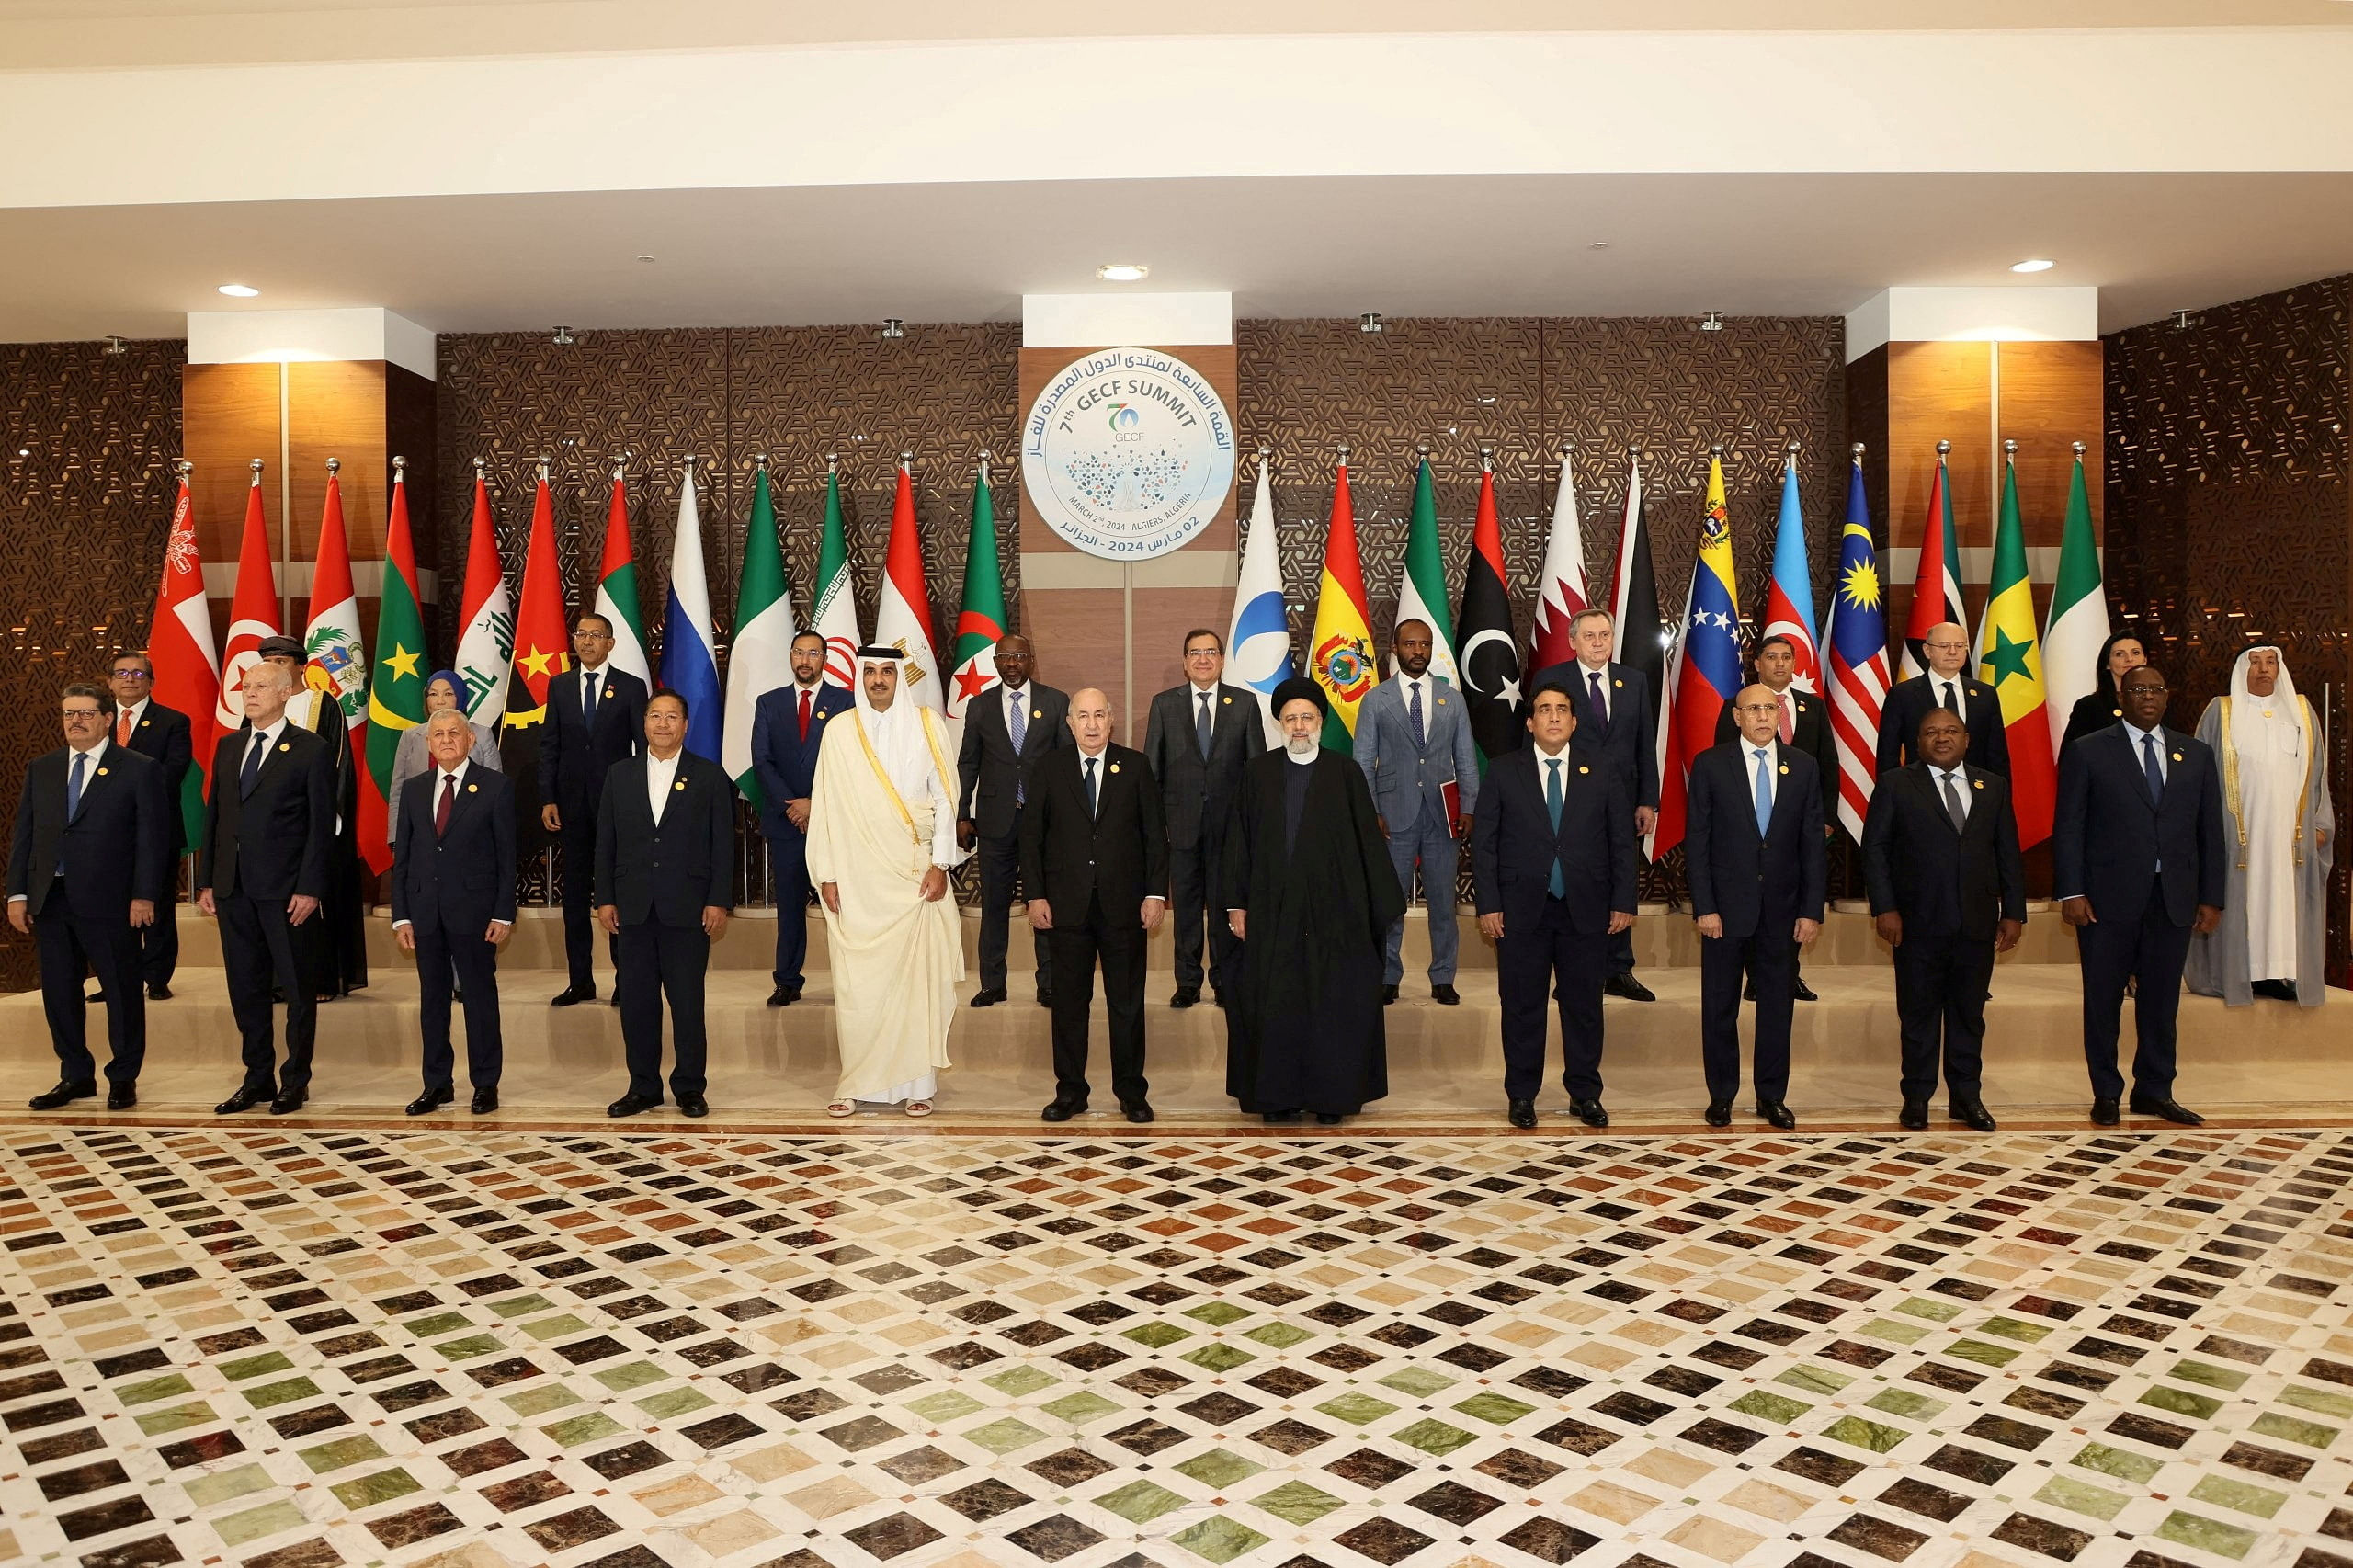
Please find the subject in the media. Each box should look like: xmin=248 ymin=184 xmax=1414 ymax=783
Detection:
xmin=1222 ymin=678 xmax=1406 ymax=1125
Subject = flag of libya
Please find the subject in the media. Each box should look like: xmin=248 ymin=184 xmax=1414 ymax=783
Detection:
xmin=1455 ymin=463 xmax=1518 ymax=761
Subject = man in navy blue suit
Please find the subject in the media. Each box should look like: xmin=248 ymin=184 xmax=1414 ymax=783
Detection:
xmin=1687 ymin=684 xmax=1827 ymax=1129
xmin=2053 ymin=665 xmax=2226 ymax=1127
xmin=8 ymin=681 xmax=170 ymax=1110
xmin=1529 ymin=607 xmax=1658 ymax=1001
xmin=752 ymin=631 xmax=852 ymax=1006
xmin=1471 ymin=678 xmax=1637 ymax=1131
xmin=540 ymin=613 xmax=649 ymax=1006
xmin=392 ymin=711 xmax=517 ymax=1116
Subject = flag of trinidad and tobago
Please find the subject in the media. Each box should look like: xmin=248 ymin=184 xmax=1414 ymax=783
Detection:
xmin=1455 ymin=464 xmax=1519 ymax=761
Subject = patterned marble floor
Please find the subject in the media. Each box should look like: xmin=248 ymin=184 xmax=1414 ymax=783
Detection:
xmin=2 ymin=1127 xmax=2348 ymax=1568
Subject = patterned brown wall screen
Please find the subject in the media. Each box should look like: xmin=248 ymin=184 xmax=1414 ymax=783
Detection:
xmin=2102 ymin=278 xmax=2352 ymax=982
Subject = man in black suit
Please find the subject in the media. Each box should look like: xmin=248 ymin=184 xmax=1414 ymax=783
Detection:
xmin=392 ymin=711 xmax=517 ymax=1116
xmin=1877 ymin=622 xmax=2010 ymax=777
xmin=957 ymin=635 xmax=1069 ymax=1007
xmin=1021 ymin=687 xmax=1169 ymax=1123
xmin=1471 ymin=679 xmax=1637 ymax=1131
xmin=597 ymin=692 xmax=733 ymax=1119
xmin=107 ymin=651 xmax=192 ymax=999
xmin=1688 ymin=684 xmax=1828 ymax=1129
xmin=2053 ymin=665 xmax=2226 ymax=1127
xmin=198 ymin=658 xmax=335 ymax=1115
xmin=1714 ymin=634 xmax=1835 ymax=1002
xmin=1529 ymin=607 xmax=1659 ymax=1000
xmin=8 ymin=681 xmax=170 ymax=1110
xmin=540 ymin=613 xmax=650 ymax=1006
xmin=1142 ymin=628 xmax=1267 ymax=1008
xmin=1863 ymin=708 xmax=2025 ymax=1132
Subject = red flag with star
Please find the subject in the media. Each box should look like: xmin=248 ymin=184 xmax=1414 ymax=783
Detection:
xmin=502 ymin=469 xmax=571 ymax=730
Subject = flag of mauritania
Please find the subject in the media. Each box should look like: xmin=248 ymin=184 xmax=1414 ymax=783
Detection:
xmin=365 ymin=472 xmax=428 ymax=858
xmin=723 ymin=460 xmax=796 ymax=809
xmin=1977 ymin=455 xmax=2056 ymax=849
xmin=947 ymin=459 xmax=1007 ymax=720
xmin=2040 ymin=451 xmax=2109 ymax=756
xmin=1392 ymin=455 xmax=1459 ymax=687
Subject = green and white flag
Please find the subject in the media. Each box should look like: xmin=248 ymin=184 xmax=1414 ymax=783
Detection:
xmin=1392 ymin=452 xmax=1460 ymax=686
xmin=722 ymin=457 xmax=796 ymax=810
xmin=946 ymin=457 xmax=1007 ymax=721
xmin=810 ymin=461 xmax=860 ymax=690
xmin=2040 ymin=447 xmax=2109 ymax=756
xmin=595 ymin=464 xmax=652 ymax=686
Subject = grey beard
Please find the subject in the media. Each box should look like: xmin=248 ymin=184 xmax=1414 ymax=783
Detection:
xmin=1285 ymin=736 xmax=1318 ymax=757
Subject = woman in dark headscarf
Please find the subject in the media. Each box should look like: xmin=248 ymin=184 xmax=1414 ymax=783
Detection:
xmin=2058 ymin=631 xmax=2148 ymax=754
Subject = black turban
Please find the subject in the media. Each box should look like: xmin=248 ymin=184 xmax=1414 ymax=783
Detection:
xmin=1270 ymin=676 xmax=1329 ymax=720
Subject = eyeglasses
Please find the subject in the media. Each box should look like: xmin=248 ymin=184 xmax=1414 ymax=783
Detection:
xmin=1734 ymin=702 xmax=1779 ymax=714
xmin=110 ymin=668 xmax=152 ymax=680
xmin=61 ymin=707 xmax=104 ymax=720
xmin=1185 ymin=647 xmax=1221 ymax=659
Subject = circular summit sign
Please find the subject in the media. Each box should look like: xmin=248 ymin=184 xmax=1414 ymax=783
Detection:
xmin=1021 ymin=347 xmax=1235 ymax=561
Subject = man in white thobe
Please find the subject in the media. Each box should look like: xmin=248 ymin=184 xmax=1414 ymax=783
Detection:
xmin=2188 ymin=646 xmax=2334 ymax=1006
xmin=809 ymin=646 xmax=970 ymax=1114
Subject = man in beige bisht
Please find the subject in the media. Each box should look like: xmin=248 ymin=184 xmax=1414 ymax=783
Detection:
xmin=810 ymin=646 xmax=970 ymax=1117
xmin=2188 ymin=645 xmax=2334 ymax=1007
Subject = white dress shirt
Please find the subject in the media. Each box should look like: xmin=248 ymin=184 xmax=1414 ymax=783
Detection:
xmin=646 ymin=748 xmax=682 ymax=824
xmin=244 ymin=718 xmax=287 ymax=774
xmin=1932 ymin=764 xmax=1970 ymax=824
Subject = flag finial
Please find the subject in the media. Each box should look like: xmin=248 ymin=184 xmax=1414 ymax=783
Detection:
xmin=754 ymin=452 xmax=768 ymax=471
xmin=392 ymin=455 xmax=405 ymax=479
xmin=249 ymin=458 xmax=264 ymax=482
xmin=536 ymin=454 xmax=551 ymax=482
xmin=1936 ymin=439 xmax=1951 ymax=457
xmin=2072 ymin=440 xmax=2086 ymax=457
xmin=325 ymin=456 xmax=340 ymax=476
xmin=1417 ymin=441 xmax=1430 ymax=458
xmin=900 ymin=449 xmax=914 ymax=467
xmin=1786 ymin=438 xmax=1802 ymax=454
xmin=1711 ymin=441 xmax=1726 ymax=458
xmin=610 ymin=455 xmax=625 ymax=483
xmin=1480 ymin=447 xmax=1494 ymax=472
xmin=1850 ymin=442 xmax=1866 ymax=460
xmin=472 ymin=456 xmax=486 ymax=479
xmin=176 ymin=458 xmax=193 ymax=478
xmin=1336 ymin=442 xmax=1350 ymax=462
xmin=2003 ymin=437 xmax=2018 ymax=460
xmin=1628 ymin=444 xmax=1643 ymax=459
xmin=824 ymin=452 xmax=838 ymax=472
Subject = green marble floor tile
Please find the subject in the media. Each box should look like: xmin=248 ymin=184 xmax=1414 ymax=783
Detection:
xmin=983 ymin=1365 xmax=1055 ymax=1396
xmin=965 ymin=1417 xmax=1050 ymax=1453
xmin=592 ymin=1359 xmax=667 ymax=1392
xmin=184 ymin=1463 xmax=274 ymax=1507
xmin=1981 ymin=1316 xmax=2052 ymax=1342
xmin=1823 ymin=1415 xmax=1908 ymax=1453
xmin=298 ymin=1434 xmax=387 ymax=1473
xmin=1176 ymin=1448 xmax=1264 ymax=1488
xmin=1865 ymin=1389 xmax=1944 ymax=1421
xmin=1123 ymin=1322 xmax=1191 ymax=1347
xmin=329 ymin=1467 xmax=422 ymax=1509
xmin=433 ymin=1333 xmax=504 ymax=1361
xmin=135 ymin=1401 xmax=218 ymax=1436
xmin=541 ymin=1411 xmax=625 ymax=1448
xmin=1095 ymin=1479 xmax=1188 ymax=1524
xmin=1778 ymin=1366 xmax=1854 ymax=1396
xmin=1253 ymin=1480 xmax=1346 ymax=1525
xmin=1040 ymin=1391 xmax=1120 ymax=1426
xmin=2073 ymin=1442 xmax=2164 ymax=1484
xmin=2278 ymin=1384 xmax=2353 ymax=1419
xmin=2154 ymin=1510 xmax=2259 ymax=1560
xmin=1944 ymin=1338 xmax=2020 ymax=1367
xmin=2250 ymin=1411 xmax=2337 ymax=1448
xmin=1185 ymin=1301 xmax=1251 ymax=1326
xmin=1859 ymin=1319 xmax=1928 ymax=1345
xmin=907 ymin=1390 xmax=983 ymax=1423
xmin=2166 ymin=1359 xmax=2248 ymax=1392
xmin=2033 ymin=1473 xmax=2130 ymax=1522
xmin=520 ymin=1313 xmax=595 ymax=1342
xmin=116 ymin=1371 xmax=196 ymax=1404
xmin=1316 ymin=1392 xmax=1397 ymax=1426
xmin=2187 ymin=1476 xmax=2286 ymax=1519
xmin=402 ymin=1312 xmax=470 ymax=1337
xmin=214 ymin=1499 xmax=307 ymax=1547
xmin=1245 ymin=1321 xmax=1310 ymax=1348
xmin=1392 ymin=1418 xmax=1476 ymax=1455
xmin=1171 ymin=1516 xmax=1270 ymax=1564
xmin=1181 ymin=1343 xmax=1255 ymax=1371
xmin=1895 ymin=1298 xmax=1961 ymax=1321
xmin=1456 ymin=1392 xmax=1539 ymax=1425
xmin=1377 ymin=1366 xmax=1454 ymax=1398
xmin=216 ymin=1351 xmax=295 ymax=1381
xmin=503 ymin=1384 xmax=580 ymax=1416
xmin=488 ymin=1293 xmax=559 ymax=1318
xmin=633 ymin=1386 xmax=714 ymax=1418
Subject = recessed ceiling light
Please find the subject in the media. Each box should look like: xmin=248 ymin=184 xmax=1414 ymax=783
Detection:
xmin=217 ymin=283 xmax=259 ymax=297
xmin=2010 ymin=258 xmax=2056 ymax=274
xmin=1588 ymin=242 xmax=1611 ymax=251
xmin=1096 ymin=263 xmax=1149 ymax=282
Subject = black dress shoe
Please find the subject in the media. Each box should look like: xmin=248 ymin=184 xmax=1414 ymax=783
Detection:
xmin=1704 ymin=1100 xmax=1733 ymax=1127
xmin=1743 ymin=981 xmax=1756 ymax=1002
xmin=608 ymin=992 xmax=621 ymax=1007
xmin=1605 ymin=973 xmax=1655 ymax=1002
xmin=471 ymin=1088 xmax=498 ymax=1115
xmin=1313 ymin=1112 xmax=1343 ymax=1126
xmin=216 ymin=1085 xmax=268 ymax=1115
xmin=1899 ymin=1099 xmax=1929 ymax=1131
xmin=269 ymin=1090 xmax=306 ymax=1116
xmin=1040 ymin=1098 xmax=1086 ymax=1122
xmin=106 ymin=1085 xmax=136 ymax=1110
xmin=1949 ymin=1098 xmax=1998 ymax=1132
xmin=1507 ymin=1099 xmax=1538 ymax=1130
xmin=1571 ymin=1096 xmax=1609 ymax=1129
xmin=1791 ymin=975 xmax=1818 ymax=1002
xmin=1213 ymin=990 xmax=1227 ymax=1009
xmin=1431 ymin=983 xmax=1461 ymax=1006
xmin=678 ymin=1094 xmax=709 ymax=1119
xmin=2129 ymin=1093 xmax=2205 ymax=1126
xmin=1122 ymin=1102 xmax=1155 ymax=1124
xmin=1381 ymin=984 xmax=1399 ymax=1006
xmin=2091 ymin=1096 xmax=2121 ymax=1127
xmin=608 ymin=1092 xmax=659 ymax=1118
xmin=1170 ymin=985 xmax=1199 ymax=1009
xmin=766 ymin=984 xmax=800 ymax=1007
xmin=28 ymin=1080 xmax=96 ymax=1111
xmin=2252 ymin=978 xmax=2297 ymax=1002
xmin=550 ymin=983 xmax=595 ymax=1006
xmin=1038 ymin=990 xmax=1054 ymax=1007
xmin=970 ymin=987 xmax=1007 ymax=1007
xmin=1262 ymin=1108 xmax=1302 ymax=1125
xmin=147 ymin=983 xmax=171 ymax=1002
xmin=1758 ymin=1099 xmax=1798 ymax=1130
xmin=405 ymin=1085 xmax=454 ymax=1117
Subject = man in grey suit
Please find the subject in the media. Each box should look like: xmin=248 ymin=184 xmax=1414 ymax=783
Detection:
xmin=1356 ymin=619 xmax=1482 ymax=1005
xmin=1142 ymin=629 xmax=1269 ymax=1008
xmin=956 ymin=635 xmax=1070 ymax=1007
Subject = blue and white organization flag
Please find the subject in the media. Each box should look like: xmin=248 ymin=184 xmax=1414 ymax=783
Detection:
xmin=658 ymin=460 xmax=723 ymax=763
xmin=1226 ymin=456 xmax=1290 ymax=747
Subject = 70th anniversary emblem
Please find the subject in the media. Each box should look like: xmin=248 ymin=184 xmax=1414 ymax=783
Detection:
xmin=1021 ymin=347 xmax=1235 ymax=562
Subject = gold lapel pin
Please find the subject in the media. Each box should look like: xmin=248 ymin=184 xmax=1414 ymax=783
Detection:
xmin=1032 ymin=709 xmax=1043 ymax=720
xmin=1222 ymin=695 xmax=1232 ymax=704
xmin=1436 ymin=697 xmax=1446 ymax=705
xmin=675 ymin=780 xmax=688 ymax=791
xmin=1110 ymin=762 xmax=1121 ymax=774
xmin=2172 ymin=752 xmax=2183 ymax=762
xmin=1578 ymin=765 xmax=1590 ymax=774
xmin=1613 ymin=678 xmax=1623 ymax=687
xmin=96 ymin=767 xmax=108 ymax=777
xmin=278 ymin=742 xmax=290 ymax=753
xmin=1779 ymin=764 xmax=1790 ymax=775
xmin=467 ymin=783 xmax=479 ymax=793
xmin=1972 ymin=779 xmax=1984 ymax=790
xmin=139 ymin=720 xmax=149 ymax=728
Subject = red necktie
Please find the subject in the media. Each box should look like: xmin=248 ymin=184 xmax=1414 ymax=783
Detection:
xmin=798 ymin=687 xmax=812 ymax=743
xmin=435 ymin=773 xmax=455 ymax=837
xmin=1778 ymin=692 xmax=1794 ymax=744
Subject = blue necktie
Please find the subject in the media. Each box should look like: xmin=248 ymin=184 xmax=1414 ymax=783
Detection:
xmin=1753 ymin=747 xmax=1773 ymax=835
xmin=1545 ymin=757 xmax=1565 ymax=899
xmin=240 ymin=732 xmax=267 ymax=797
xmin=1409 ymin=681 xmax=1426 ymax=749
xmin=1010 ymin=692 xmax=1028 ymax=806
xmin=1085 ymin=756 xmax=1099 ymax=817
xmin=1196 ymin=690 xmax=1213 ymax=760
xmin=2142 ymin=732 xmax=2165 ymax=807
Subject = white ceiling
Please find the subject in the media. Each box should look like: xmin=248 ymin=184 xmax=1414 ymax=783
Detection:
xmin=5 ymin=172 xmax=2350 ymax=344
